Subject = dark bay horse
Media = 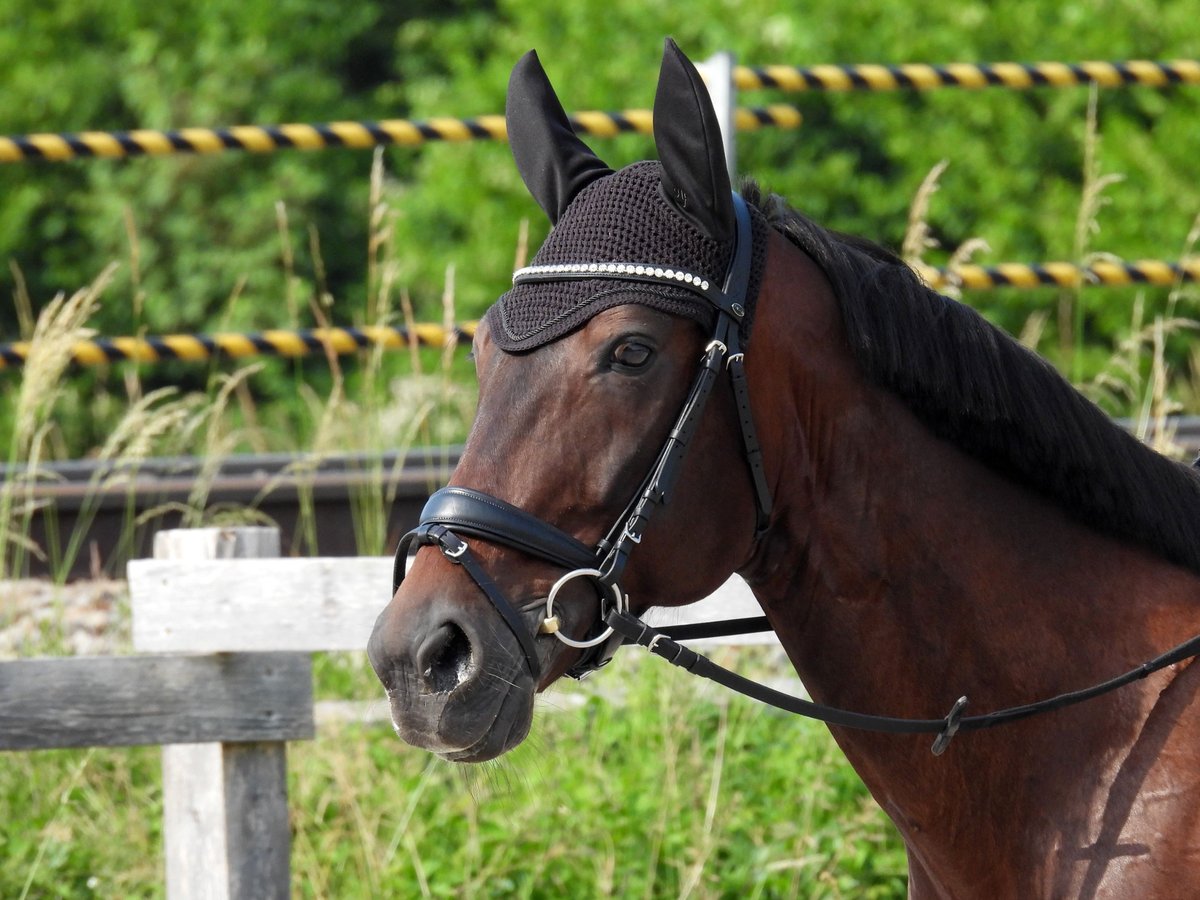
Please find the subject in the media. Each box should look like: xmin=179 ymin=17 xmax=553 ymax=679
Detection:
xmin=370 ymin=40 xmax=1200 ymax=897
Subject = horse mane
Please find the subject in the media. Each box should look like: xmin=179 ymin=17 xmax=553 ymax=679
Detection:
xmin=740 ymin=181 xmax=1200 ymax=576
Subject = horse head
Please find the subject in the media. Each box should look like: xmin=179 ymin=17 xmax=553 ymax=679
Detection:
xmin=368 ymin=40 xmax=773 ymax=761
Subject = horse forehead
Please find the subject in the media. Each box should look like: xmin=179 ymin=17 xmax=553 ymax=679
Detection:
xmin=477 ymin=307 xmax=693 ymax=418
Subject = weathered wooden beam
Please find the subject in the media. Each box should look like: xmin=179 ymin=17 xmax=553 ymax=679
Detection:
xmin=162 ymin=742 xmax=291 ymax=900
xmin=0 ymin=653 xmax=314 ymax=750
xmin=129 ymin=556 xmax=389 ymax=653
xmin=150 ymin=527 xmax=298 ymax=900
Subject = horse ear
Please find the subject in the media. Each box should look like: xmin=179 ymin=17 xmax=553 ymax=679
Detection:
xmin=506 ymin=50 xmax=613 ymax=224
xmin=653 ymin=38 xmax=735 ymax=243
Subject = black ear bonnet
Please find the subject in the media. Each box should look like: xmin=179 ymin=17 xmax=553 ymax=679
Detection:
xmin=484 ymin=41 xmax=768 ymax=353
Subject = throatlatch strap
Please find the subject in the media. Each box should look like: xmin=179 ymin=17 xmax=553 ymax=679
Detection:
xmin=728 ymin=355 xmax=773 ymax=532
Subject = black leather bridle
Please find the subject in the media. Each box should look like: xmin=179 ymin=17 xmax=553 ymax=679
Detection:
xmin=393 ymin=193 xmax=772 ymax=679
xmin=392 ymin=192 xmax=1200 ymax=756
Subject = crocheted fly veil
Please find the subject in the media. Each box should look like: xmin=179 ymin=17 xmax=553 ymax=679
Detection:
xmin=484 ymin=40 xmax=768 ymax=353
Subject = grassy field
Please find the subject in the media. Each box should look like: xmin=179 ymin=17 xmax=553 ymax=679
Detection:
xmin=1 ymin=646 xmax=907 ymax=898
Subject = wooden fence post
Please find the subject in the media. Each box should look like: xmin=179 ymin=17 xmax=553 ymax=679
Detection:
xmin=154 ymin=527 xmax=293 ymax=900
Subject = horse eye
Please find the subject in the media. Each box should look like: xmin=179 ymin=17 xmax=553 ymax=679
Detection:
xmin=612 ymin=340 xmax=653 ymax=369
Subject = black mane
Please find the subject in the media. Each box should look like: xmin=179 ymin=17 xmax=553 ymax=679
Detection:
xmin=741 ymin=183 xmax=1200 ymax=576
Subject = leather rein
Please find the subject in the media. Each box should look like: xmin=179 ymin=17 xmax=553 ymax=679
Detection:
xmin=392 ymin=193 xmax=1200 ymax=756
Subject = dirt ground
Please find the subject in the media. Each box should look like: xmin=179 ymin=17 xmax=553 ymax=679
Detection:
xmin=0 ymin=578 xmax=128 ymax=658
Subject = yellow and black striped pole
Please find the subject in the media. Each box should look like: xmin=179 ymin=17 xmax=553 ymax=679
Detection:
xmin=0 ymin=323 xmax=476 ymax=371
xmin=3 ymin=58 xmax=1195 ymax=164
xmin=0 ymin=106 xmax=803 ymax=164
xmin=2 ymin=258 xmax=1198 ymax=371
xmin=913 ymin=258 xmax=1200 ymax=291
xmin=735 ymin=59 xmax=1200 ymax=92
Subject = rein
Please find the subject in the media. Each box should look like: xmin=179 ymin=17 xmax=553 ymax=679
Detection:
xmin=392 ymin=192 xmax=1200 ymax=755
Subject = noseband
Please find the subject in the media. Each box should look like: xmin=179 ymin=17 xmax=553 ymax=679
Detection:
xmin=392 ymin=192 xmax=773 ymax=681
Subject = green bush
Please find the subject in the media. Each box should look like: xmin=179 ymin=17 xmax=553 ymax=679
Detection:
xmin=1 ymin=0 xmax=1198 ymax=457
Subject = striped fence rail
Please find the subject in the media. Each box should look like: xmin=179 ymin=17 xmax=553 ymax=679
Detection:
xmin=6 ymin=57 xmax=1195 ymax=165
xmin=915 ymin=258 xmax=1200 ymax=292
xmin=0 ymin=322 xmax=477 ymax=370
xmin=736 ymin=59 xmax=1200 ymax=93
xmin=0 ymin=106 xmax=803 ymax=165
xmin=3 ymin=257 xmax=1198 ymax=371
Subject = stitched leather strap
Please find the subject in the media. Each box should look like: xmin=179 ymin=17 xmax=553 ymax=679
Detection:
xmin=597 ymin=336 xmax=728 ymax=586
xmin=418 ymin=486 xmax=595 ymax=570
xmin=728 ymin=355 xmax=773 ymax=533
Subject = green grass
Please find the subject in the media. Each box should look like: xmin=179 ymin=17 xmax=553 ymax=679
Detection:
xmin=0 ymin=649 xmax=907 ymax=899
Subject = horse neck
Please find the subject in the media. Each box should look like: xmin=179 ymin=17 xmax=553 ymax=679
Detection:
xmin=740 ymin=233 xmax=1200 ymax=889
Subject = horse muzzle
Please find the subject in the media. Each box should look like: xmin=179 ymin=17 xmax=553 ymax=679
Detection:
xmin=368 ymin=590 xmax=538 ymax=762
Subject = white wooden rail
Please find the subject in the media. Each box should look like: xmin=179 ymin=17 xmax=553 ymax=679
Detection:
xmin=128 ymin=555 xmax=776 ymax=653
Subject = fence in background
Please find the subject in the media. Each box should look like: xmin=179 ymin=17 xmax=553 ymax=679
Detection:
xmin=5 ymin=253 xmax=1200 ymax=371
xmin=2 ymin=529 xmax=309 ymax=900
xmin=0 ymin=104 xmax=803 ymax=164
xmin=0 ymin=526 xmax=768 ymax=896
xmin=735 ymin=59 xmax=1200 ymax=92
xmin=2 ymin=52 xmax=1197 ymax=370
xmin=1 ymin=57 xmax=1195 ymax=165
xmin=0 ymin=322 xmax=477 ymax=370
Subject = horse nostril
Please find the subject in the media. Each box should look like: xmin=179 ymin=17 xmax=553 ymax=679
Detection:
xmin=417 ymin=622 xmax=475 ymax=694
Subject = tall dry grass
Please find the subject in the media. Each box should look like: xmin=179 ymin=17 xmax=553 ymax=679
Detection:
xmin=259 ymin=149 xmax=476 ymax=557
xmin=901 ymin=160 xmax=989 ymax=301
xmin=1 ymin=269 xmax=113 ymax=579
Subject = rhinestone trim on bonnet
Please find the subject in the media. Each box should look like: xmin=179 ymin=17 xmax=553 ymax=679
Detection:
xmin=514 ymin=263 xmax=711 ymax=292
xmin=483 ymin=161 xmax=768 ymax=353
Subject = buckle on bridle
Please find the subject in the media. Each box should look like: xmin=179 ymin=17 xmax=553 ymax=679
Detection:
xmin=621 ymin=516 xmax=644 ymax=545
xmin=434 ymin=529 xmax=468 ymax=559
xmin=931 ymin=696 xmax=969 ymax=756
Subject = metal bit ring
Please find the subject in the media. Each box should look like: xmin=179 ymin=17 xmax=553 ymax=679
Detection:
xmin=542 ymin=568 xmax=626 ymax=649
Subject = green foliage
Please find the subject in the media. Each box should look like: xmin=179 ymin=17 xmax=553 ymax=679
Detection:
xmin=2 ymin=0 xmax=1190 ymax=336
xmin=1 ymin=0 xmax=385 ymax=332
xmin=384 ymin=0 xmax=1200 ymax=336
xmin=0 ymin=0 xmax=1198 ymax=455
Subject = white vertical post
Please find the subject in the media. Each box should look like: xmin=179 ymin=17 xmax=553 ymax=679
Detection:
xmin=157 ymin=528 xmax=292 ymax=900
xmin=699 ymin=51 xmax=738 ymax=181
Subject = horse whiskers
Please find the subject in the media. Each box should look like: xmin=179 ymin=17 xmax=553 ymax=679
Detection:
xmin=481 ymin=669 xmax=522 ymax=690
